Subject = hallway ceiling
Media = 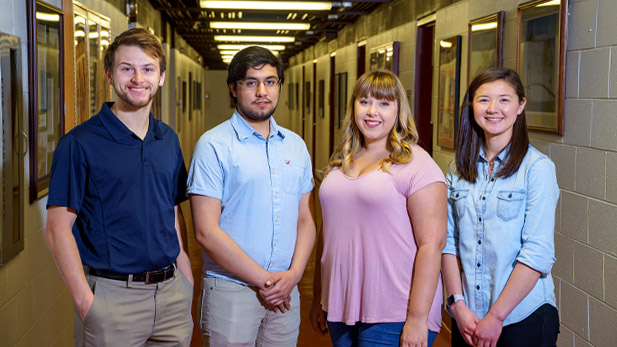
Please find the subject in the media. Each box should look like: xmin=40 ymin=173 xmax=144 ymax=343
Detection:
xmin=148 ymin=0 xmax=390 ymax=69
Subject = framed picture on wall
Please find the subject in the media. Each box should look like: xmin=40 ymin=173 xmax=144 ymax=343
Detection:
xmin=368 ymin=42 xmax=400 ymax=75
xmin=468 ymin=12 xmax=505 ymax=83
xmin=305 ymin=81 xmax=311 ymax=114
xmin=334 ymin=72 xmax=348 ymax=128
xmin=517 ymin=0 xmax=567 ymax=135
xmin=295 ymin=83 xmax=299 ymax=114
xmin=437 ymin=35 xmax=461 ymax=149
xmin=318 ymin=80 xmax=325 ymax=118
xmin=288 ymin=82 xmax=294 ymax=110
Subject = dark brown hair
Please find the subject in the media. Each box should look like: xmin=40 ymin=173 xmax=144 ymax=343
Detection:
xmin=455 ymin=67 xmax=529 ymax=182
xmin=103 ymin=28 xmax=166 ymax=74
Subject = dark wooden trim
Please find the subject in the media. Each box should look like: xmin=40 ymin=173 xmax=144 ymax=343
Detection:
xmin=312 ymin=61 xmax=317 ymax=172
xmin=329 ymin=56 xmax=335 ymax=157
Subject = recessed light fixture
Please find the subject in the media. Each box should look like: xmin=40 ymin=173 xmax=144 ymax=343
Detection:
xmin=214 ymin=35 xmax=295 ymax=43
xmin=210 ymin=22 xmax=310 ymax=30
xmin=217 ymin=44 xmax=286 ymax=51
xmin=201 ymin=1 xmax=332 ymax=11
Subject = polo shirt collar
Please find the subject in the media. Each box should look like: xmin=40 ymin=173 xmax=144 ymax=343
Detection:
xmin=230 ymin=108 xmax=285 ymax=141
xmin=98 ymin=102 xmax=163 ymax=141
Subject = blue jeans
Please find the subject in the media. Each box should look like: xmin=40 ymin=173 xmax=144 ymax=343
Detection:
xmin=327 ymin=320 xmax=437 ymax=347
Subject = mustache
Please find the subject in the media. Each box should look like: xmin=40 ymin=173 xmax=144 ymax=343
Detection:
xmin=252 ymin=98 xmax=271 ymax=104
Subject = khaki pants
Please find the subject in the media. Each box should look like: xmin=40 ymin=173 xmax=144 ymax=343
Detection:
xmin=74 ymin=270 xmax=193 ymax=347
xmin=199 ymin=276 xmax=301 ymax=347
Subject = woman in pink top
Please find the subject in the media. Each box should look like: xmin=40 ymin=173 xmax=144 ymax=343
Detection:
xmin=310 ymin=70 xmax=447 ymax=347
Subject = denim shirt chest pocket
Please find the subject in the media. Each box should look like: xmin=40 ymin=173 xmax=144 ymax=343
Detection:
xmin=281 ymin=159 xmax=304 ymax=194
xmin=450 ymin=189 xmax=470 ymax=220
xmin=496 ymin=190 xmax=525 ymax=221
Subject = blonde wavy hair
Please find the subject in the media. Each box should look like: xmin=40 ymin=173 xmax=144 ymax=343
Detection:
xmin=321 ymin=70 xmax=419 ymax=180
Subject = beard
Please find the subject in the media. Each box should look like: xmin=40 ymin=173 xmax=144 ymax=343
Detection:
xmin=114 ymin=85 xmax=158 ymax=110
xmin=237 ymin=99 xmax=278 ymax=122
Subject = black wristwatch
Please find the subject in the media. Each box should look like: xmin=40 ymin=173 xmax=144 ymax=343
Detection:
xmin=446 ymin=294 xmax=465 ymax=308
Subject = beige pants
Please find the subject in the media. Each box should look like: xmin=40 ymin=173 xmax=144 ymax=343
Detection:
xmin=74 ymin=271 xmax=193 ymax=347
xmin=199 ymin=276 xmax=301 ymax=347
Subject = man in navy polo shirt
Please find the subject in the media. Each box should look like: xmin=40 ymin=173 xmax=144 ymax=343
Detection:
xmin=188 ymin=46 xmax=316 ymax=346
xmin=45 ymin=28 xmax=193 ymax=346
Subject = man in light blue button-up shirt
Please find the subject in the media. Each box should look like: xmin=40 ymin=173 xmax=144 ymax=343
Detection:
xmin=188 ymin=46 xmax=316 ymax=346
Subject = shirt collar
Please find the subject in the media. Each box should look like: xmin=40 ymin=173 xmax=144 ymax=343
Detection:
xmin=98 ymin=102 xmax=162 ymax=141
xmin=479 ymin=144 xmax=511 ymax=163
xmin=230 ymin=108 xmax=285 ymax=141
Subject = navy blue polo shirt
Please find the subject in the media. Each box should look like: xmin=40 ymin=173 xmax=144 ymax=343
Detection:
xmin=47 ymin=102 xmax=188 ymax=274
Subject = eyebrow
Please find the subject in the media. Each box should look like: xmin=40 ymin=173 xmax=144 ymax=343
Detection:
xmin=118 ymin=62 xmax=157 ymax=68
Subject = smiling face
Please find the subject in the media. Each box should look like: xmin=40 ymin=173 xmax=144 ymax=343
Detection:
xmin=354 ymin=93 xmax=398 ymax=148
xmin=105 ymin=45 xmax=165 ymax=111
xmin=472 ymin=80 xmax=526 ymax=146
xmin=229 ymin=64 xmax=280 ymax=123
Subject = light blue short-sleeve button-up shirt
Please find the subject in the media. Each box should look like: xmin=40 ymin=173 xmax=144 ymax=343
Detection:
xmin=443 ymin=145 xmax=559 ymax=326
xmin=187 ymin=110 xmax=314 ymax=284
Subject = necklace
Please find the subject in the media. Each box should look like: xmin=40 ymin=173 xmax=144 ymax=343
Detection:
xmin=488 ymin=160 xmax=495 ymax=178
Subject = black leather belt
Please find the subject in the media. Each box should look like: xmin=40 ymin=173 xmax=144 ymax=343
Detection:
xmin=88 ymin=263 xmax=175 ymax=284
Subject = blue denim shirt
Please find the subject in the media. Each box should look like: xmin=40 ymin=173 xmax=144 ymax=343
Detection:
xmin=187 ymin=110 xmax=314 ymax=285
xmin=443 ymin=145 xmax=558 ymax=326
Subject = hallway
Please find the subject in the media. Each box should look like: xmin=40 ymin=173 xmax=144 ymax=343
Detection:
xmin=181 ymin=200 xmax=451 ymax=347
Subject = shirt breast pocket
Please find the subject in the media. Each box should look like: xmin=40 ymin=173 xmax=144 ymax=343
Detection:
xmin=497 ymin=190 xmax=525 ymax=221
xmin=450 ymin=189 xmax=469 ymax=219
xmin=282 ymin=161 xmax=304 ymax=194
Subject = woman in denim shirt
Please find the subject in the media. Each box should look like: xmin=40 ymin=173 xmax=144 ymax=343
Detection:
xmin=442 ymin=68 xmax=560 ymax=347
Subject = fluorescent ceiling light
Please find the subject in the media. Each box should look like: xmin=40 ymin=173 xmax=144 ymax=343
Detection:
xmin=330 ymin=52 xmax=336 ymax=57
xmin=74 ymin=16 xmax=86 ymax=25
xmin=74 ymin=30 xmax=86 ymax=38
xmin=471 ymin=22 xmax=498 ymax=32
xmin=210 ymin=21 xmax=310 ymax=30
xmin=439 ymin=40 xmax=452 ymax=48
xmin=537 ymin=0 xmax=560 ymax=6
xmin=217 ymin=44 xmax=286 ymax=50
xmin=88 ymin=32 xmax=100 ymax=39
xmin=36 ymin=12 xmax=60 ymax=22
xmin=214 ymin=35 xmax=295 ymax=43
xmin=201 ymin=1 xmax=332 ymax=11
xmin=219 ymin=50 xmax=240 ymax=55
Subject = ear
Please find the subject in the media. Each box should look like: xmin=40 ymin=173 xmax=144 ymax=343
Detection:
xmin=104 ymin=69 xmax=113 ymax=86
xmin=159 ymin=70 xmax=166 ymax=87
xmin=517 ymin=97 xmax=527 ymax=115
xmin=228 ymin=83 xmax=237 ymax=98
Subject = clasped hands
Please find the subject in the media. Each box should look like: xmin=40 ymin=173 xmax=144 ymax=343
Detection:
xmin=259 ymin=270 xmax=298 ymax=313
xmin=452 ymin=302 xmax=504 ymax=347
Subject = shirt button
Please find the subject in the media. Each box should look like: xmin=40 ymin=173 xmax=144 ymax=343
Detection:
xmin=478 ymin=240 xmax=482 ymax=245
xmin=274 ymin=242 xmax=278 ymax=246
xmin=274 ymin=193 xmax=278 ymax=198
xmin=478 ymin=217 xmax=482 ymax=222
xmin=491 ymin=178 xmax=495 ymax=182
xmin=477 ymin=263 xmax=481 ymax=268
xmin=476 ymin=285 xmax=480 ymax=290
xmin=275 ymin=218 xmax=279 ymax=222
xmin=482 ymin=196 xmax=486 ymax=200
xmin=272 ymin=169 xmax=276 ymax=174
xmin=144 ymin=158 xmax=148 ymax=162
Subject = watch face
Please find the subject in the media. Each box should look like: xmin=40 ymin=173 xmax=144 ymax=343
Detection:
xmin=447 ymin=295 xmax=455 ymax=306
